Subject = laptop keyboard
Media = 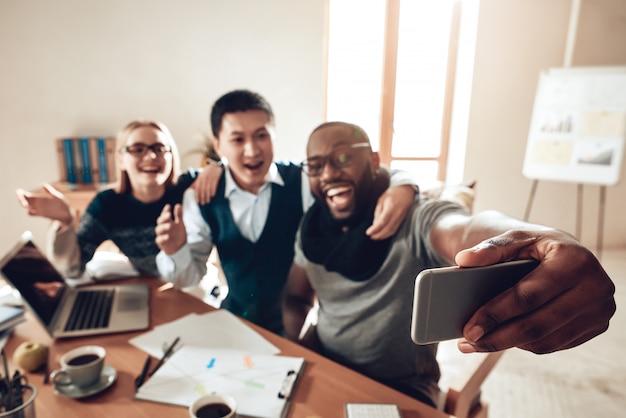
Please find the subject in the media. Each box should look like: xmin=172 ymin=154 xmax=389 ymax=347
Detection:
xmin=65 ymin=289 xmax=115 ymax=331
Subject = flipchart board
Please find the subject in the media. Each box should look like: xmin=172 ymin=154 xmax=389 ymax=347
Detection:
xmin=523 ymin=67 xmax=626 ymax=185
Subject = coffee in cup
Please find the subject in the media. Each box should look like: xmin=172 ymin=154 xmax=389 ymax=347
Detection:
xmin=67 ymin=353 xmax=100 ymax=366
xmin=189 ymin=393 xmax=237 ymax=418
xmin=50 ymin=345 xmax=106 ymax=387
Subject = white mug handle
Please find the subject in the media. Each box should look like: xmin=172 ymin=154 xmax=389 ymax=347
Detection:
xmin=50 ymin=369 xmax=73 ymax=386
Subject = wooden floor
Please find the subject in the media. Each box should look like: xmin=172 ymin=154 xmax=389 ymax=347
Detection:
xmin=437 ymin=247 xmax=626 ymax=418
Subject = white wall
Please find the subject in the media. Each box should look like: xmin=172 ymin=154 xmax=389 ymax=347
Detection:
xmin=0 ymin=0 xmax=325 ymax=254
xmin=1 ymin=0 xmax=624 ymax=257
xmin=465 ymin=0 xmax=626 ymax=250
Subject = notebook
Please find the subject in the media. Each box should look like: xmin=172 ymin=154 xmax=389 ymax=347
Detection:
xmin=0 ymin=232 xmax=150 ymax=338
xmin=0 ymin=304 xmax=25 ymax=333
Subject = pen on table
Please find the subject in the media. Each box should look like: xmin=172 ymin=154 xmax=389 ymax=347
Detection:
xmin=148 ymin=336 xmax=180 ymax=378
xmin=42 ymin=354 xmax=49 ymax=384
xmin=134 ymin=355 xmax=152 ymax=390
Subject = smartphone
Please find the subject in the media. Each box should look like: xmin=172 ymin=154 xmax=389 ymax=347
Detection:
xmin=411 ymin=259 xmax=539 ymax=345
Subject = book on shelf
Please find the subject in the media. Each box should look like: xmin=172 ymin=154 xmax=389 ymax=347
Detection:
xmin=61 ymin=138 xmax=77 ymax=184
xmin=88 ymin=137 xmax=101 ymax=183
xmin=55 ymin=139 xmax=68 ymax=185
xmin=100 ymin=137 xmax=117 ymax=183
xmin=55 ymin=136 xmax=116 ymax=185
xmin=72 ymin=139 xmax=84 ymax=184
xmin=79 ymin=138 xmax=92 ymax=183
xmin=97 ymin=137 xmax=108 ymax=183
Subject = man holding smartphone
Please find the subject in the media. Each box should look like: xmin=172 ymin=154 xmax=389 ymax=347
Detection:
xmin=282 ymin=121 xmax=616 ymax=407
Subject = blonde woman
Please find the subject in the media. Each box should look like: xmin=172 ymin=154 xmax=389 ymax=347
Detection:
xmin=16 ymin=119 xmax=219 ymax=278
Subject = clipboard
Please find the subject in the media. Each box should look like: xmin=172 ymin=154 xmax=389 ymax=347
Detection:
xmin=135 ymin=346 xmax=305 ymax=418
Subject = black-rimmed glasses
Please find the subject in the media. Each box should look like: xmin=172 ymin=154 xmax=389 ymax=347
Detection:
xmin=301 ymin=142 xmax=371 ymax=177
xmin=122 ymin=143 xmax=172 ymax=157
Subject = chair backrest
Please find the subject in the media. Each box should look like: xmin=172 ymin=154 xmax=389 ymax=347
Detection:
xmin=443 ymin=350 xmax=504 ymax=418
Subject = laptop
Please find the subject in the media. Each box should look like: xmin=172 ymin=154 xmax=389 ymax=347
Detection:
xmin=0 ymin=231 xmax=150 ymax=338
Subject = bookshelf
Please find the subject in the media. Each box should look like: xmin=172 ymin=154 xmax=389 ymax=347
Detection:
xmin=55 ymin=137 xmax=117 ymax=186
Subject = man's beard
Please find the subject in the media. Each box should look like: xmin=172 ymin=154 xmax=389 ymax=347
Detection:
xmin=324 ymin=169 xmax=390 ymax=229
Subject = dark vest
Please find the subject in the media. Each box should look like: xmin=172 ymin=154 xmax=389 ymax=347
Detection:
xmin=199 ymin=162 xmax=304 ymax=334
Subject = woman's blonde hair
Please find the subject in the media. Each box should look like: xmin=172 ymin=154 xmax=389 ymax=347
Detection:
xmin=114 ymin=119 xmax=181 ymax=193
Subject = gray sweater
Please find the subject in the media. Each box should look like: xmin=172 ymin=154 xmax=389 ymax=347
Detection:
xmin=294 ymin=198 xmax=468 ymax=405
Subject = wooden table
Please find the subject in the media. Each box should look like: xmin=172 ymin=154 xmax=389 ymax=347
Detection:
xmin=4 ymin=278 xmax=449 ymax=418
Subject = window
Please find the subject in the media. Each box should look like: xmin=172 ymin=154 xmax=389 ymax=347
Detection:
xmin=326 ymin=0 xmax=479 ymax=185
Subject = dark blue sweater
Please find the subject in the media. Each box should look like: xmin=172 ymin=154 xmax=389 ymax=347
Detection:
xmin=77 ymin=170 xmax=197 ymax=277
xmin=199 ymin=162 xmax=303 ymax=333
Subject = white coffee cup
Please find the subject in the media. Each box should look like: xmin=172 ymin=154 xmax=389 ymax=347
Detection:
xmin=189 ymin=393 xmax=237 ymax=418
xmin=50 ymin=345 xmax=106 ymax=387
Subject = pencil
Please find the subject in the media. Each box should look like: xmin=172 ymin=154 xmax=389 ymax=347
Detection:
xmin=42 ymin=354 xmax=49 ymax=384
xmin=148 ymin=336 xmax=180 ymax=377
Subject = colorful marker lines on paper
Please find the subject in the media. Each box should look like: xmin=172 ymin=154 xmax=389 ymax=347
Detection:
xmin=242 ymin=355 xmax=263 ymax=388
xmin=194 ymin=383 xmax=208 ymax=396
xmin=244 ymin=380 xmax=264 ymax=389
xmin=204 ymin=355 xmax=265 ymax=389
xmin=243 ymin=355 xmax=254 ymax=368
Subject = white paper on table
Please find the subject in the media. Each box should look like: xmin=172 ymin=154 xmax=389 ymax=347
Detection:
xmin=86 ymin=251 xmax=140 ymax=281
xmin=129 ymin=310 xmax=280 ymax=358
xmin=135 ymin=346 xmax=305 ymax=418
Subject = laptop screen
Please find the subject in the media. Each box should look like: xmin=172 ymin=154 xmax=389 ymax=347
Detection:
xmin=0 ymin=240 xmax=68 ymax=327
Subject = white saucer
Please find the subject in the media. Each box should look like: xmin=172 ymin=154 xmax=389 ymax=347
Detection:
xmin=53 ymin=365 xmax=117 ymax=399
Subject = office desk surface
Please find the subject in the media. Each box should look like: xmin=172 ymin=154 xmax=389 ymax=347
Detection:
xmin=4 ymin=278 xmax=448 ymax=418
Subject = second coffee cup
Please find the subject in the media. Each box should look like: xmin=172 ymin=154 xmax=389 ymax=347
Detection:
xmin=189 ymin=393 xmax=237 ymax=418
xmin=50 ymin=345 xmax=106 ymax=387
